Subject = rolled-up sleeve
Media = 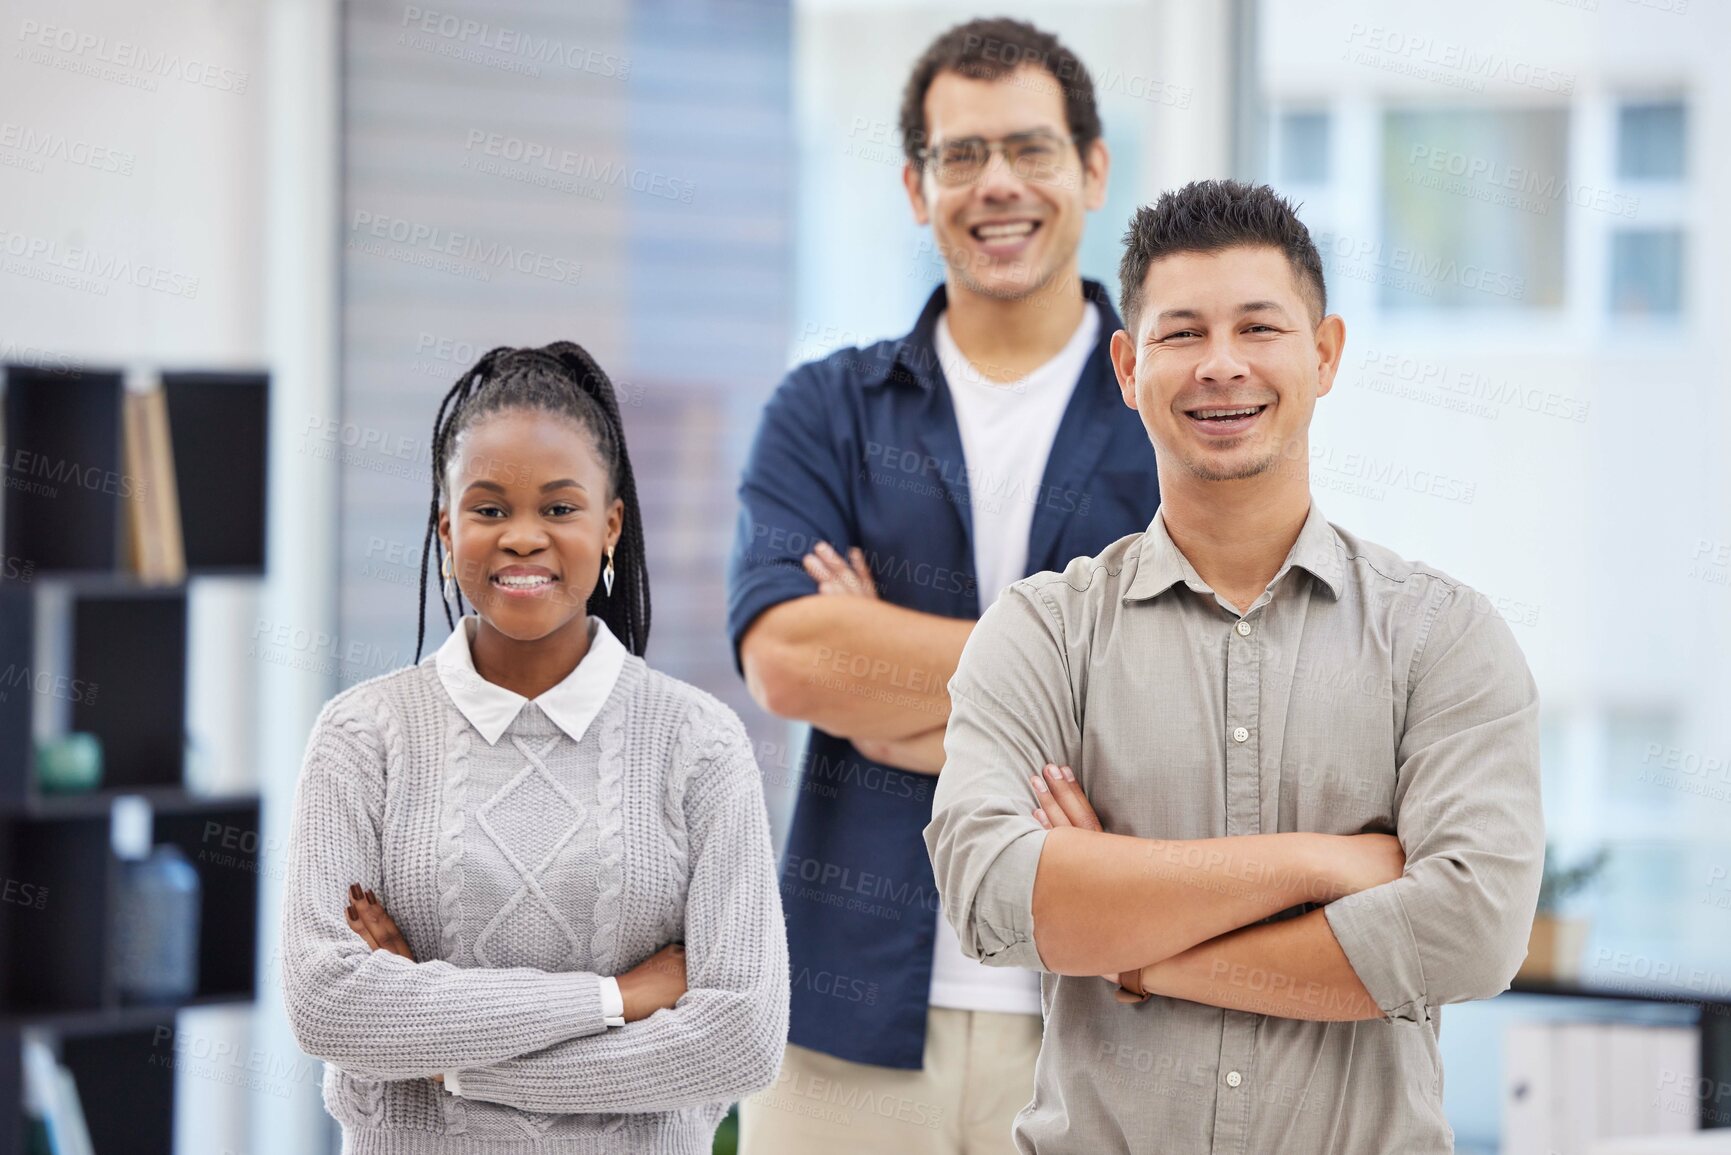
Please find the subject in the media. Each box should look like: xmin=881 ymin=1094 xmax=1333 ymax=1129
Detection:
xmin=725 ymin=367 xmax=856 ymax=673
xmin=1324 ymin=583 xmax=1545 ymax=1022
xmin=924 ymin=583 xmax=1081 ymax=973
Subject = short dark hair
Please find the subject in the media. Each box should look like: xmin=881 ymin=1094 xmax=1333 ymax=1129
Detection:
xmin=898 ymin=17 xmax=1101 ymax=167
xmin=1117 ymin=179 xmax=1328 ymax=333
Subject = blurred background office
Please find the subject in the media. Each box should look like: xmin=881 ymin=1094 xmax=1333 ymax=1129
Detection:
xmin=0 ymin=0 xmax=1726 ymax=1152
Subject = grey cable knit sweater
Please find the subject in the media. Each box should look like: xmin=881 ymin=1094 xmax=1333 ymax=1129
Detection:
xmin=280 ymin=645 xmax=789 ymax=1154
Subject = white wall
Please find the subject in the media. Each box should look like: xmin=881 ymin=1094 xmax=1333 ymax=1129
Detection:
xmin=0 ymin=0 xmax=266 ymax=366
xmin=1256 ymin=0 xmax=1730 ymax=729
xmin=0 ymin=1 xmax=341 ymax=1151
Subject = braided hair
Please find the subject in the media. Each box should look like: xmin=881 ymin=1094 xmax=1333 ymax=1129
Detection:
xmin=413 ymin=341 xmax=651 ymax=662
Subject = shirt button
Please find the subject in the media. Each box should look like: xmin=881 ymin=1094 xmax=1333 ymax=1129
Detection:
xmin=1233 ymin=726 xmax=1249 ymax=743
xmin=1226 ymin=1070 xmax=1243 ymax=1088
xmin=1235 ymin=620 xmax=1251 ymax=636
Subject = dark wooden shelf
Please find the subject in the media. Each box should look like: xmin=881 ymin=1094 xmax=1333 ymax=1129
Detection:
xmin=0 ymin=369 xmax=125 ymax=573
xmin=12 ymin=786 xmax=261 ymax=821
xmin=160 ymin=371 xmax=269 ymax=575
xmin=3 ymin=569 xmax=258 ymax=594
xmin=4 ymin=991 xmax=254 ymax=1036
xmin=0 ymin=363 xmax=268 ymax=1155
xmin=11 ymin=571 xmax=188 ymax=596
xmin=1509 ymin=976 xmax=1731 ymax=1010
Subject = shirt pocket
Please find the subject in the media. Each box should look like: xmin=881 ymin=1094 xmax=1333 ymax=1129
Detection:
xmin=1290 ymin=756 xmax=1397 ymax=835
xmin=1283 ymin=692 xmax=1401 ymax=836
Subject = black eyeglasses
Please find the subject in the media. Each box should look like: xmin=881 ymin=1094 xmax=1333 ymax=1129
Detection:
xmin=916 ymin=131 xmax=1075 ymax=187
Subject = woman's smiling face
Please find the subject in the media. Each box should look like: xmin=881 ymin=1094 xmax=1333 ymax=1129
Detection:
xmin=437 ymin=407 xmax=622 ymax=643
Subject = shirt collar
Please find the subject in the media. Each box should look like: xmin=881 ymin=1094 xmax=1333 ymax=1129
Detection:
xmin=1123 ymin=501 xmax=1346 ymax=605
xmin=863 ymin=277 xmax=1122 ymax=392
xmin=434 ymin=615 xmax=628 ymax=745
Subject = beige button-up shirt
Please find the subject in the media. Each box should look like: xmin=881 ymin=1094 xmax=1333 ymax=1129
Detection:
xmin=924 ymin=501 xmax=1543 ymax=1154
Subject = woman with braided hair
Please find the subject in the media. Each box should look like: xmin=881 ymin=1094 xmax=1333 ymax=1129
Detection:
xmin=280 ymin=341 xmax=789 ymax=1153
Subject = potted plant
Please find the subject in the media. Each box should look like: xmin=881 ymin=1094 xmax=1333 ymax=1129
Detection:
xmin=1518 ymin=843 xmax=1610 ymax=982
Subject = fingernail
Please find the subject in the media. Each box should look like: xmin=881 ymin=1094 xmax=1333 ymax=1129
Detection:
xmin=1046 ymin=764 xmax=1063 ymax=781
xmin=346 ymin=904 xmax=357 ymax=921
xmin=1061 ymin=765 xmax=1075 ymax=782
xmin=1034 ymin=808 xmax=1051 ymax=828
xmin=349 ymin=883 xmax=362 ymax=901
xmin=365 ymin=889 xmax=377 ymax=904
xmin=1031 ymin=774 xmax=1049 ymax=794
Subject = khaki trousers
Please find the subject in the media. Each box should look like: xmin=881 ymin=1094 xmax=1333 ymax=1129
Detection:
xmin=739 ymin=1006 xmax=1042 ymax=1155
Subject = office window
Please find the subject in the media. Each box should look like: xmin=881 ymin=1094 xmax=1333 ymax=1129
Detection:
xmin=1616 ymin=101 xmax=1686 ymax=180
xmin=1602 ymin=708 xmax=1677 ymax=818
xmin=1609 ymin=228 xmax=1684 ymax=316
xmin=1278 ymin=110 xmax=1330 ymax=185
xmin=1377 ymin=108 xmax=1568 ymax=312
xmin=1594 ymin=840 xmax=1692 ymax=943
xmin=1609 ymin=100 xmax=1686 ymax=318
xmin=1585 ymin=711 xmax=1698 ymax=960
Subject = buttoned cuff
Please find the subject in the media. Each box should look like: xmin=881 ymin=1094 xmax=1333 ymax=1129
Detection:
xmin=966 ymin=827 xmax=1051 ymax=973
xmin=600 ymin=975 xmax=626 ymax=1027
xmin=1323 ymin=881 xmax=1429 ymax=1022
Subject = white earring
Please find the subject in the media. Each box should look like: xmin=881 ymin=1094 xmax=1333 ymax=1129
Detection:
xmin=602 ymin=548 xmax=615 ymax=597
xmin=442 ymin=553 xmax=457 ymax=606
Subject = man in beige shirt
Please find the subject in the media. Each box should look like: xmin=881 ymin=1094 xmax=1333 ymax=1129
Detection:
xmin=924 ymin=179 xmax=1543 ymax=1153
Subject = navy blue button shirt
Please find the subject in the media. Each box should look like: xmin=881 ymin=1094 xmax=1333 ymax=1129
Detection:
xmin=726 ymin=279 xmax=1162 ymax=1069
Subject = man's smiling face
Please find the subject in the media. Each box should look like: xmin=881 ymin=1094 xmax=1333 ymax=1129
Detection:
xmin=903 ymin=63 xmax=1107 ymax=302
xmin=1111 ymin=244 xmax=1345 ymax=484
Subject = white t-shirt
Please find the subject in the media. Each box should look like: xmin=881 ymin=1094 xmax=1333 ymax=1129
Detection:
xmin=927 ymin=304 xmax=1099 ymax=1015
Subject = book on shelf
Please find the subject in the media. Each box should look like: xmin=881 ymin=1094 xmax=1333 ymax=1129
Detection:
xmin=21 ymin=1032 xmax=94 ymax=1155
xmin=120 ymin=383 xmax=186 ymax=584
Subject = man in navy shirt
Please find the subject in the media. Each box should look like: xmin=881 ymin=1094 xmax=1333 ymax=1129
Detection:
xmin=728 ymin=18 xmax=1161 ymax=1152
